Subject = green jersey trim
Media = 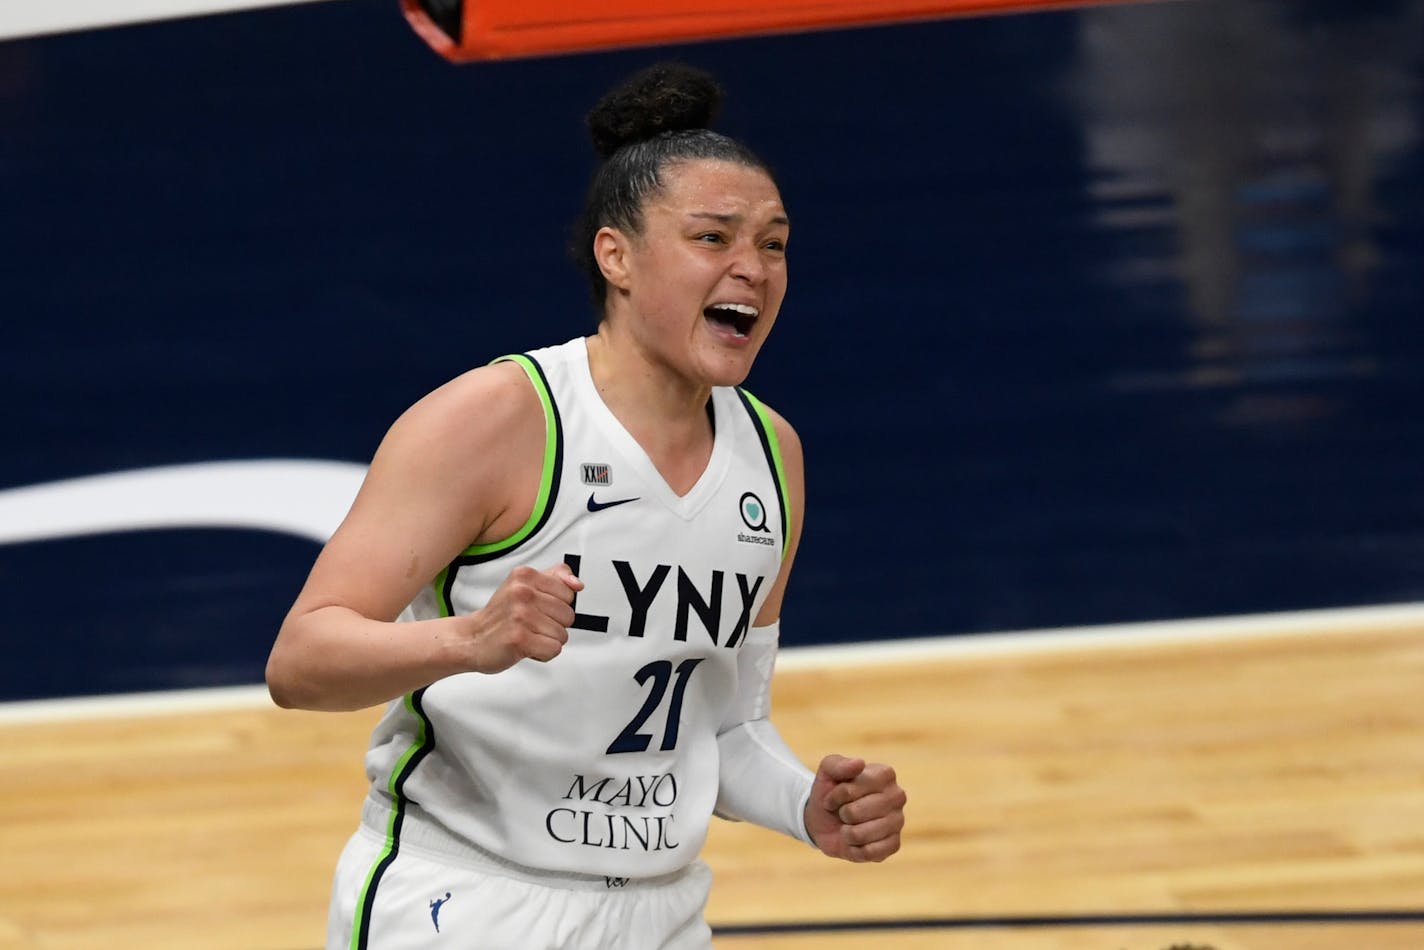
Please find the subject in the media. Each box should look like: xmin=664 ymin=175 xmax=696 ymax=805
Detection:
xmin=735 ymin=388 xmax=791 ymax=562
xmin=350 ymin=688 xmax=435 ymax=949
xmin=433 ymin=352 xmax=564 ymax=618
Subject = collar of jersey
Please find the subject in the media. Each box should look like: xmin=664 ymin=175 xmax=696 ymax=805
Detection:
xmin=569 ymin=337 xmax=733 ymax=522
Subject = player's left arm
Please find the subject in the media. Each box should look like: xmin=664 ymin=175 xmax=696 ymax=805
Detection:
xmin=716 ymin=405 xmax=907 ymax=863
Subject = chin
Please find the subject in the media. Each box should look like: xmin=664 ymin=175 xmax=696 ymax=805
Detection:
xmin=711 ymin=368 xmax=752 ymax=388
xmin=701 ymin=349 xmax=759 ymax=388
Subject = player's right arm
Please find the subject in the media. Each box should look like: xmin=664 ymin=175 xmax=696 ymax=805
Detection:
xmin=265 ymin=361 xmax=582 ymax=712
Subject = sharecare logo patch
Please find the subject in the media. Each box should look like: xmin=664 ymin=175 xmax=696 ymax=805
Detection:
xmin=738 ymin=490 xmax=775 ymax=546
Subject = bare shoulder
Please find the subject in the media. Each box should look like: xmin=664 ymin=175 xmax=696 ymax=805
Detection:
xmin=398 ymin=359 xmax=542 ymax=447
xmin=358 ymin=359 xmax=547 ymax=550
xmin=287 ymin=359 xmax=547 ymax=624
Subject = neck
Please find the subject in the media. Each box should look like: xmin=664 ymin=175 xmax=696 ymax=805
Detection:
xmin=584 ymin=324 xmax=714 ymax=458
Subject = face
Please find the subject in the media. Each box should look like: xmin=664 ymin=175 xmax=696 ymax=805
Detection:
xmin=597 ymin=158 xmax=789 ymax=389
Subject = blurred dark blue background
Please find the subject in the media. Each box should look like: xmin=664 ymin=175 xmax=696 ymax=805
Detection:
xmin=2 ymin=0 xmax=1421 ymax=700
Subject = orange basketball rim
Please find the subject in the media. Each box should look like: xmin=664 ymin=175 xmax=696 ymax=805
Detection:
xmin=402 ymin=0 xmax=1135 ymax=62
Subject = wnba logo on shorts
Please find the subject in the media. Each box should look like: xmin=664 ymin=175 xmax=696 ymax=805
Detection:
xmin=429 ymin=892 xmax=452 ymax=932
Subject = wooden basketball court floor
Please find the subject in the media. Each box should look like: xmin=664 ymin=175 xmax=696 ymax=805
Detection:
xmin=1 ymin=604 xmax=1421 ymax=950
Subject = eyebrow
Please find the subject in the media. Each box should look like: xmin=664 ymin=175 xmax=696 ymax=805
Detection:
xmin=687 ymin=211 xmax=791 ymax=227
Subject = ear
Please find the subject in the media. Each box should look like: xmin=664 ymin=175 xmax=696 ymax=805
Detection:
xmin=594 ymin=226 xmax=634 ymax=293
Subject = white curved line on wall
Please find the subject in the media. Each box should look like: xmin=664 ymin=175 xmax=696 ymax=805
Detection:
xmin=0 ymin=0 xmax=336 ymax=41
xmin=0 ymin=460 xmax=366 ymax=546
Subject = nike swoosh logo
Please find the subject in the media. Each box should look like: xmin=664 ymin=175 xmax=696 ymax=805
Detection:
xmin=0 ymin=459 xmax=367 ymax=547
xmin=586 ymin=492 xmax=639 ymax=513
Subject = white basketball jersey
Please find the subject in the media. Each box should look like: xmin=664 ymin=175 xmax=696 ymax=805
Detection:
xmin=360 ymin=337 xmax=788 ymax=880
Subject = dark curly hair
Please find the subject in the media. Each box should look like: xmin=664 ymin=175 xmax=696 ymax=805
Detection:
xmin=570 ymin=62 xmax=776 ymax=311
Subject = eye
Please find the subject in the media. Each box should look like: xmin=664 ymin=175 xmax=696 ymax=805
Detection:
xmin=763 ymin=238 xmax=787 ymax=253
xmin=696 ymin=232 xmax=726 ymax=245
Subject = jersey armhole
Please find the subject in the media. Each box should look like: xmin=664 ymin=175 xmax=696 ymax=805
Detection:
xmin=735 ymin=387 xmax=791 ymax=563
xmin=430 ymin=353 xmax=563 ymax=617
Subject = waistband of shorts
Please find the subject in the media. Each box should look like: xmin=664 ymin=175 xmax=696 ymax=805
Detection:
xmin=359 ymin=794 xmax=698 ymax=892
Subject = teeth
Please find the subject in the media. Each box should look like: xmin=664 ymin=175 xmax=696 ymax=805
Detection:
xmin=709 ymin=303 xmax=759 ymax=317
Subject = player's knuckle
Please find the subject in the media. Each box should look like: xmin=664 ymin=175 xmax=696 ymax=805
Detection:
xmin=869 ymin=763 xmax=895 ymax=784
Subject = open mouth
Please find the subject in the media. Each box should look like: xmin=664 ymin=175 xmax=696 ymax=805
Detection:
xmin=704 ymin=302 xmax=759 ymax=338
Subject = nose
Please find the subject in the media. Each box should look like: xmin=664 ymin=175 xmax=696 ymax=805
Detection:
xmin=728 ymin=238 xmax=766 ymax=286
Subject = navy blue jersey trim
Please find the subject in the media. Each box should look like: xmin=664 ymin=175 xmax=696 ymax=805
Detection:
xmin=734 ymin=387 xmax=788 ymax=546
xmin=437 ymin=353 xmax=565 ymax=615
xmin=355 ymin=688 xmax=436 ymax=949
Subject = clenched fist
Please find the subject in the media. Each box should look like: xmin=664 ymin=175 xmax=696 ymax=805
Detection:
xmin=804 ymin=754 xmax=906 ymax=863
xmin=462 ymin=563 xmax=584 ymax=674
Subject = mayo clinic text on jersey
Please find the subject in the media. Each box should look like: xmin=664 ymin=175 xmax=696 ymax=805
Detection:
xmin=547 ymin=772 xmax=682 ymax=853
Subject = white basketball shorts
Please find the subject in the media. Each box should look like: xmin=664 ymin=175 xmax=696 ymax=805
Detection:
xmin=326 ymin=820 xmax=714 ymax=950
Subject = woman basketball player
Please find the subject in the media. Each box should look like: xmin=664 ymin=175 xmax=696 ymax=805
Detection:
xmin=267 ymin=62 xmax=907 ymax=950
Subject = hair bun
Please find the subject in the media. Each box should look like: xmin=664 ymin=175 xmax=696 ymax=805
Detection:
xmin=586 ymin=62 xmax=723 ymax=159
